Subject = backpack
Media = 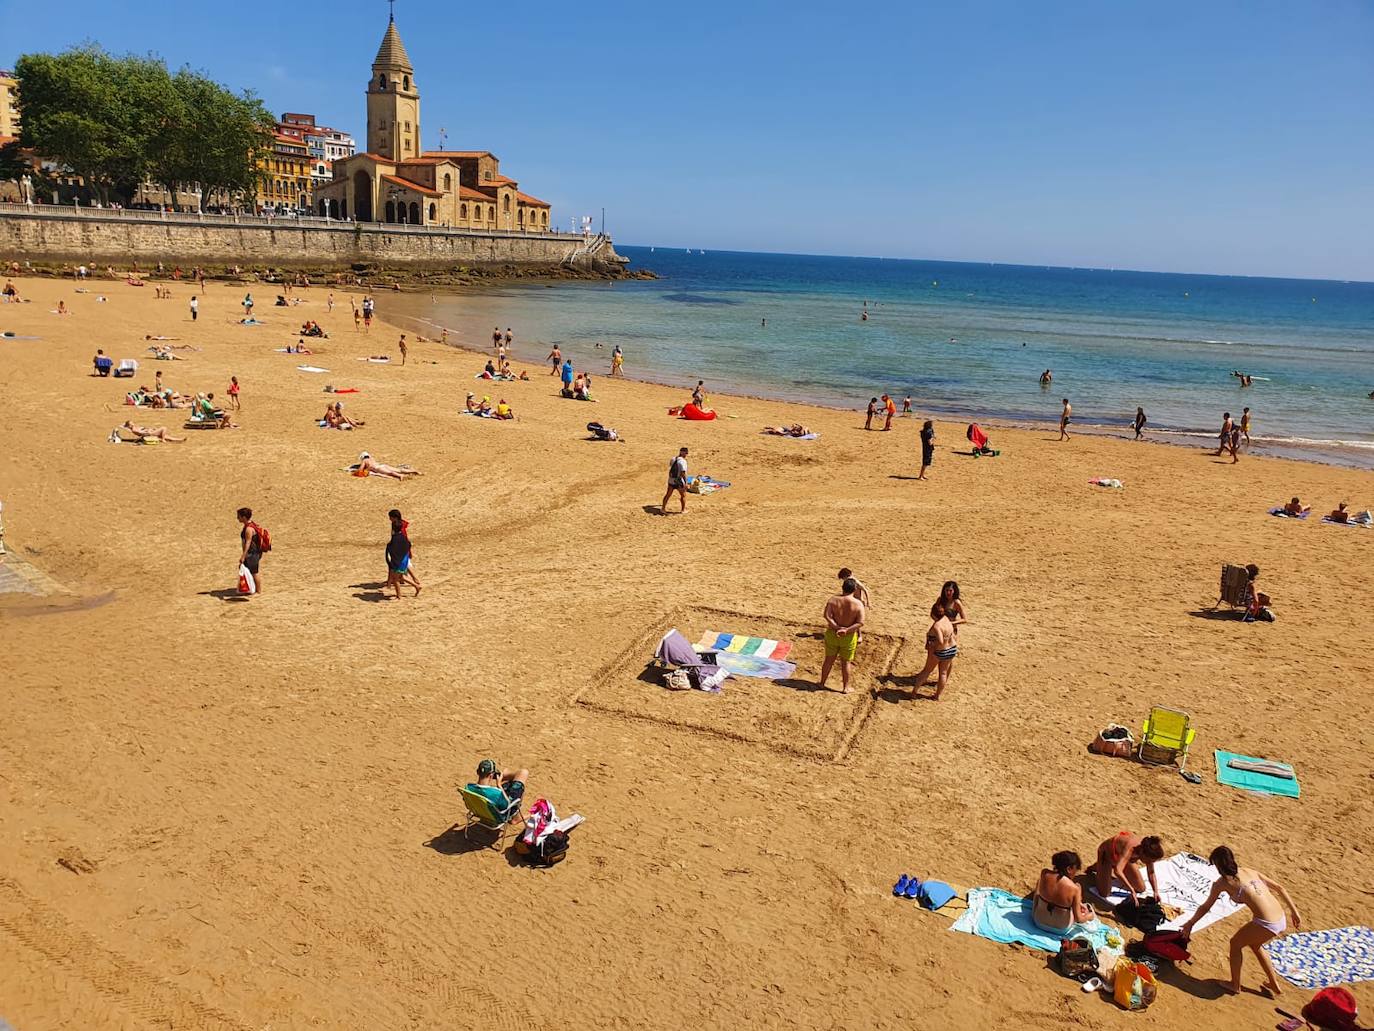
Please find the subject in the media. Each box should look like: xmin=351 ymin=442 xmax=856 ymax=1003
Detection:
xmin=536 ymin=829 xmax=570 ymax=866
xmin=1114 ymin=896 xmax=1166 ymax=932
xmin=1303 ymin=987 xmax=1360 ymax=1031
xmin=252 ymin=522 xmax=272 ymax=552
xmin=1056 ymin=937 xmax=1099 ymax=980
xmin=1126 ymin=930 xmax=1192 ymax=964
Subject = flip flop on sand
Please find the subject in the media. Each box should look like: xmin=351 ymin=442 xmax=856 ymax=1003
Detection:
xmin=893 ymin=874 xmax=913 ymax=897
xmin=904 ymin=877 xmax=923 ymax=900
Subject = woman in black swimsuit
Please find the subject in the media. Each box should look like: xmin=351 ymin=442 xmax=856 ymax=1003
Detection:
xmin=1033 ymin=851 xmax=1094 ymax=931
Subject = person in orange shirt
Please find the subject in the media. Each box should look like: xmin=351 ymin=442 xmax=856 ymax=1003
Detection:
xmin=882 ymin=394 xmax=896 ymax=431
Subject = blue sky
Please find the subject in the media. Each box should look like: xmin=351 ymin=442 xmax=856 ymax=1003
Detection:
xmin=4 ymin=0 xmax=1372 ymax=279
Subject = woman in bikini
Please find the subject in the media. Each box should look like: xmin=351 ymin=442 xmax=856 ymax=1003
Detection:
xmin=1181 ymin=846 xmax=1300 ymax=997
xmin=1032 ymin=851 xmax=1094 ymax=932
xmin=1088 ymin=831 xmax=1164 ymax=904
xmin=908 ymin=602 xmax=957 ymax=700
xmin=938 ymin=581 xmax=966 ymax=636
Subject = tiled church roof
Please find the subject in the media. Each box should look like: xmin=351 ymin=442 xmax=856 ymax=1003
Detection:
xmin=373 ymin=20 xmax=413 ymax=71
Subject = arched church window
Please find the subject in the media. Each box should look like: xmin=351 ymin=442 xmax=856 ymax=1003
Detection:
xmin=429 ymin=203 xmax=437 ymax=221
xmin=403 ymin=75 xmax=411 ymax=90
xmin=443 ymin=174 xmax=451 ymax=191
xmin=379 ymin=74 xmax=388 ymax=89
xmin=460 ymin=203 xmax=467 ymax=219
xmin=503 ymin=195 xmax=510 ymax=213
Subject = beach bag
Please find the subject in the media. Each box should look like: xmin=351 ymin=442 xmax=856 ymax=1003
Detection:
xmin=1056 ymin=937 xmax=1099 ymax=979
xmin=916 ymin=880 xmax=957 ymax=911
xmin=1114 ymin=897 xmax=1166 ymax=933
xmin=237 ymin=564 xmax=255 ymax=595
xmin=1089 ymin=724 xmax=1135 ymax=758
xmin=1303 ymin=986 xmax=1360 ymax=1031
xmin=251 ymin=523 xmax=272 ymax=552
xmin=663 ymin=668 xmax=692 ymax=691
xmin=1112 ymin=958 xmax=1158 ymax=1010
xmin=1127 ymin=930 xmax=1191 ymax=964
xmin=536 ymin=829 xmax=570 ymax=866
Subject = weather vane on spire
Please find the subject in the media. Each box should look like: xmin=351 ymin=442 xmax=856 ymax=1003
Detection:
xmin=388 ymin=0 xmax=396 ymax=22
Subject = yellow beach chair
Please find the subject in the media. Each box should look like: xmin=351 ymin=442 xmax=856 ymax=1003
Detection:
xmin=460 ymin=787 xmax=522 ymax=850
xmin=1138 ymin=707 xmax=1196 ymax=770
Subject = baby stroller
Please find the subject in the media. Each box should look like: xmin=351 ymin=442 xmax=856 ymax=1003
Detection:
xmin=967 ymin=423 xmax=999 ymax=457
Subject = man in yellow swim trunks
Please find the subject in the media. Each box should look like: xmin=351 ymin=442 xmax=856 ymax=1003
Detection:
xmin=820 ymin=577 xmax=866 ymax=693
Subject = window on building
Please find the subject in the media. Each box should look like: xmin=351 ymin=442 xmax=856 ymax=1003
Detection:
xmin=503 ymin=195 xmax=510 ymax=213
xmin=379 ymin=74 xmax=388 ymax=89
xmin=460 ymin=203 xmax=468 ymax=219
xmin=404 ymin=121 xmax=410 ymax=131
xmin=443 ymin=174 xmax=451 ymax=190
xmin=429 ymin=203 xmax=437 ymax=221
xmin=403 ymin=75 xmax=411 ymax=90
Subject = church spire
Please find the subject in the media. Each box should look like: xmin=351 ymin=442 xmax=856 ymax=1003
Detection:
xmin=373 ymin=16 xmax=413 ymax=72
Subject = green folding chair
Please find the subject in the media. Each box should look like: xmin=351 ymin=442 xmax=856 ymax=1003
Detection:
xmin=1139 ymin=706 xmax=1196 ymax=771
xmin=459 ymin=787 xmax=522 ymax=850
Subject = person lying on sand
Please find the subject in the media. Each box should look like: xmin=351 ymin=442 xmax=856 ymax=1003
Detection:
xmin=1180 ymin=846 xmax=1301 ymax=998
xmin=323 ymin=401 xmax=364 ymax=429
xmin=119 ymin=421 xmax=186 ymax=443
xmin=1032 ymin=851 xmax=1095 ymax=932
xmin=1086 ymin=832 xmax=1163 ymax=905
xmin=1328 ymin=501 xmax=1350 ymax=523
xmin=764 ymin=424 xmax=812 ymax=437
xmin=1282 ymin=497 xmax=1311 ymax=517
xmin=353 ymin=453 xmax=421 ymax=479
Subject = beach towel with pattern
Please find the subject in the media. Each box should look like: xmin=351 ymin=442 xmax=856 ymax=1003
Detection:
xmin=694 ymin=632 xmax=793 ymax=661
xmin=1265 ymin=926 xmax=1374 ymax=988
xmin=1089 ymin=852 xmax=1245 ymax=933
xmin=951 ymin=887 xmax=1111 ymax=954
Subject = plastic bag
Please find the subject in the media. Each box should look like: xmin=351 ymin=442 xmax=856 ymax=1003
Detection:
xmin=238 ymin=563 xmax=256 ymax=595
xmin=1113 ymin=958 xmax=1157 ymax=1010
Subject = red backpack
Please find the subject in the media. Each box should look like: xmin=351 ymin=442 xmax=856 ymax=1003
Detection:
xmin=251 ymin=522 xmax=272 ymax=552
xmin=1126 ymin=930 xmax=1192 ymax=964
xmin=1303 ymin=987 xmax=1360 ymax=1031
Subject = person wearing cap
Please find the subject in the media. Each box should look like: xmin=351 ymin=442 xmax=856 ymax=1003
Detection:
xmin=661 ymin=447 xmax=690 ymax=514
xmin=467 ymin=759 xmax=527 ymax=818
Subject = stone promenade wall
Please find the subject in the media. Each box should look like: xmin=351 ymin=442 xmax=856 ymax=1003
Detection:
xmin=0 ymin=209 xmax=623 ymax=270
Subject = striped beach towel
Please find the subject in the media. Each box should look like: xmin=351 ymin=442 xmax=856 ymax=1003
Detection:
xmin=694 ymin=632 xmax=793 ymax=661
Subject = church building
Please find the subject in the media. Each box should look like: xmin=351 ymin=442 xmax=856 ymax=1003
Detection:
xmin=314 ymin=15 xmax=552 ymax=232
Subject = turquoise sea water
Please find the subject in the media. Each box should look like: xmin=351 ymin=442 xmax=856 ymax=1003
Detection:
xmin=388 ymin=247 xmax=1374 ymax=468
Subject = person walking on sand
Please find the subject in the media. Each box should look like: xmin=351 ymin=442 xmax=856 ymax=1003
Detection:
xmin=385 ymin=509 xmax=420 ymax=599
xmin=1216 ymin=412 xmax=1233 ymax=456
xmin=327 ymin=293 xmax=335 ymax=314
xmin=548 ymin=344 xmax=562 ymax=374
xmin=189 ymin=295 xmax=198 ymax=322
xmin=1133 ymin=406 xmax=1147 ymax=440
xmin=865 ymin=397 xmax=878 ymax=431
xmin=918 ymin=419 xmax=935 ymax=479
xmin=228 ymin=376 xmax=241 ymax=410
xmin=820 ymin=578 xmax=865 ymax=693
xmin=692 ymin=380 xmax=705 ymax=407
xmin=1241 ymin=406 xmax=1252 ymax=445
xmin=242 ymin=292 xmax=253 ymax=317
xmin=882 ymin=394 xmax=896 ymax=430
xmin=1059 ymin=398 xmax=1072 ymax=440
xmin=236 ymin=507 xmax=265 ymax=596
xmin=661 ymin=447 xmax=690 ymax=514
xmin=1180 ymin=846 xmax=1301 ymax=998
xmin=398 ymin=334 xmax=408 ymax=366
xmin=1229 ymin=422 xmax=1243 ymax=463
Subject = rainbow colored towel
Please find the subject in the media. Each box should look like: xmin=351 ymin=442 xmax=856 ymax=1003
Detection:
xmin=695 ymin=632 xmax=793 ymax=660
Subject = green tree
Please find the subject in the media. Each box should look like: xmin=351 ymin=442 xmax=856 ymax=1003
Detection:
xmin=167 ymin=70 xmax=274 ymax=209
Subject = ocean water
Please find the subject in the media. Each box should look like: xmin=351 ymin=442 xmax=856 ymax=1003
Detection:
xmin=388 ymin=247 xmax=1374 ymax=468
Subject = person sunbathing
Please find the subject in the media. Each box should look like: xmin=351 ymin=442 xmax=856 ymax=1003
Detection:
xmin=1032 ymin=851 xmax=1094 ymax=932
xmin=354 ymin=453 xmax=421 ymax=479
xmin=1087 ymin=832 xmax=1164 ymax=904
xmin=1328 ymin=501 xmax=1350 ymax=523
xmin=287 ymin=340 xmax=314 ymax=355
xmin=464 ymin=392 xmax=481 ymax=414
xmin=1282 ymin=497 xmax=1310 ymax=517
xmin=192 ymin=393 xmax=236 ymax=428
xmin=323 ymin=402 xmax=364 ymax=429
xmin=121 ymin=421 xmax=185 ymax=443
xmin=764 ymin=424 xmax=812 ymax=437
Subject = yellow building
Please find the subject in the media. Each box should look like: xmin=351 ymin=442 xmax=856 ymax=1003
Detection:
xmin=314 ymin=16 xmax=552 ymax=231
xmin=256 ymin=134 xmax=313 ymax=213
xmin=0 ymin=71 xmax=20 ymax=139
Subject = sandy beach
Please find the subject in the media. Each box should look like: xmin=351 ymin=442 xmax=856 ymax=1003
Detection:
xmin=1 ymin=274 xmax=1371 ymax=1030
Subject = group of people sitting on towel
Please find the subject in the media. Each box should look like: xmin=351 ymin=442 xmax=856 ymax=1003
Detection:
xmin=299 ymin=321 xmax=326 ymax=337
xmin=561 ymin=371 xmax=594 ymax=401
xmin=1034 ymin=835 xmax=1301 ymax=997
xmin=465 ymin=393 xmax=514 ymax=419
xmin=321 ymin=401 xmax=364 ymax=430
xmin=480 ymin=358 xmax=528 ymax=381
xmin=763 ymin=424 xmax=812 ymax=437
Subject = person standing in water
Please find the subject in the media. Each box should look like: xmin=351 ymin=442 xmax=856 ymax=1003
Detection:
xmin=1040 ymin=370 xmax=1052 ymax=385
xmin=611 ymin=345 xmax=624 ymax=377
xmin=1133 ymin=407 xmax=1147 ymax=440
xmin=1241 ymin=406 xmax=1252 ymax=445
xmin=1059 ymin=398 xmax=1072 ymax=440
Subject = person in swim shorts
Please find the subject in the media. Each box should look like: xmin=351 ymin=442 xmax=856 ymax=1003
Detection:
xmin=1181 ymin=846 xmax=1300 ymax=997
xmin=821 ymin=578 xmax=866 ymax=693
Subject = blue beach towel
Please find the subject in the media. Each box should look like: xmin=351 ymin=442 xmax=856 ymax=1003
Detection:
xmin=1269 ymin=508 xmax=1309 ymax=520
xmin=950 ymin=888 xmax=1111 ymax=954
xmin=710 ymin=652 xmax=796 ymax=680
xmin=1265 ymin=926 xmax=1374 ymax=989
xmin=1214 ymin=749 xmax=1300 ymax=798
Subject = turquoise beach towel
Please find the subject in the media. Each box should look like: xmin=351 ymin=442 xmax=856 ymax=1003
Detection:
xmin=1265 ymin=926 xmax=1374 ymax=988
xmin=1214 ymin=749 xmax=1300 ymax=798
xmin=950 ymin=888 xmax=1111 ymax=954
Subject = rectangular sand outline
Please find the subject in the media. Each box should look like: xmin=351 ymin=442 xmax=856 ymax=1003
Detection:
xmin=571 ymin=605 xmax=911 ymax=762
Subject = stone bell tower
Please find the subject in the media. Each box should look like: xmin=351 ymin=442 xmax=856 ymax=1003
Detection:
xmin=366 ymin=15 xmax=420 ymax=162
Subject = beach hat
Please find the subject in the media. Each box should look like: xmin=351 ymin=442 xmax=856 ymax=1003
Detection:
xmin=359 ymin=452 xmax=370 ymax=460
xmin=476 ymin=758 xmax=497 ymax=777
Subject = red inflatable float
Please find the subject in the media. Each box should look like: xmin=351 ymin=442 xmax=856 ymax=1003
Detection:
xmin=680 ymin=403 xmax=717 ymax=421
